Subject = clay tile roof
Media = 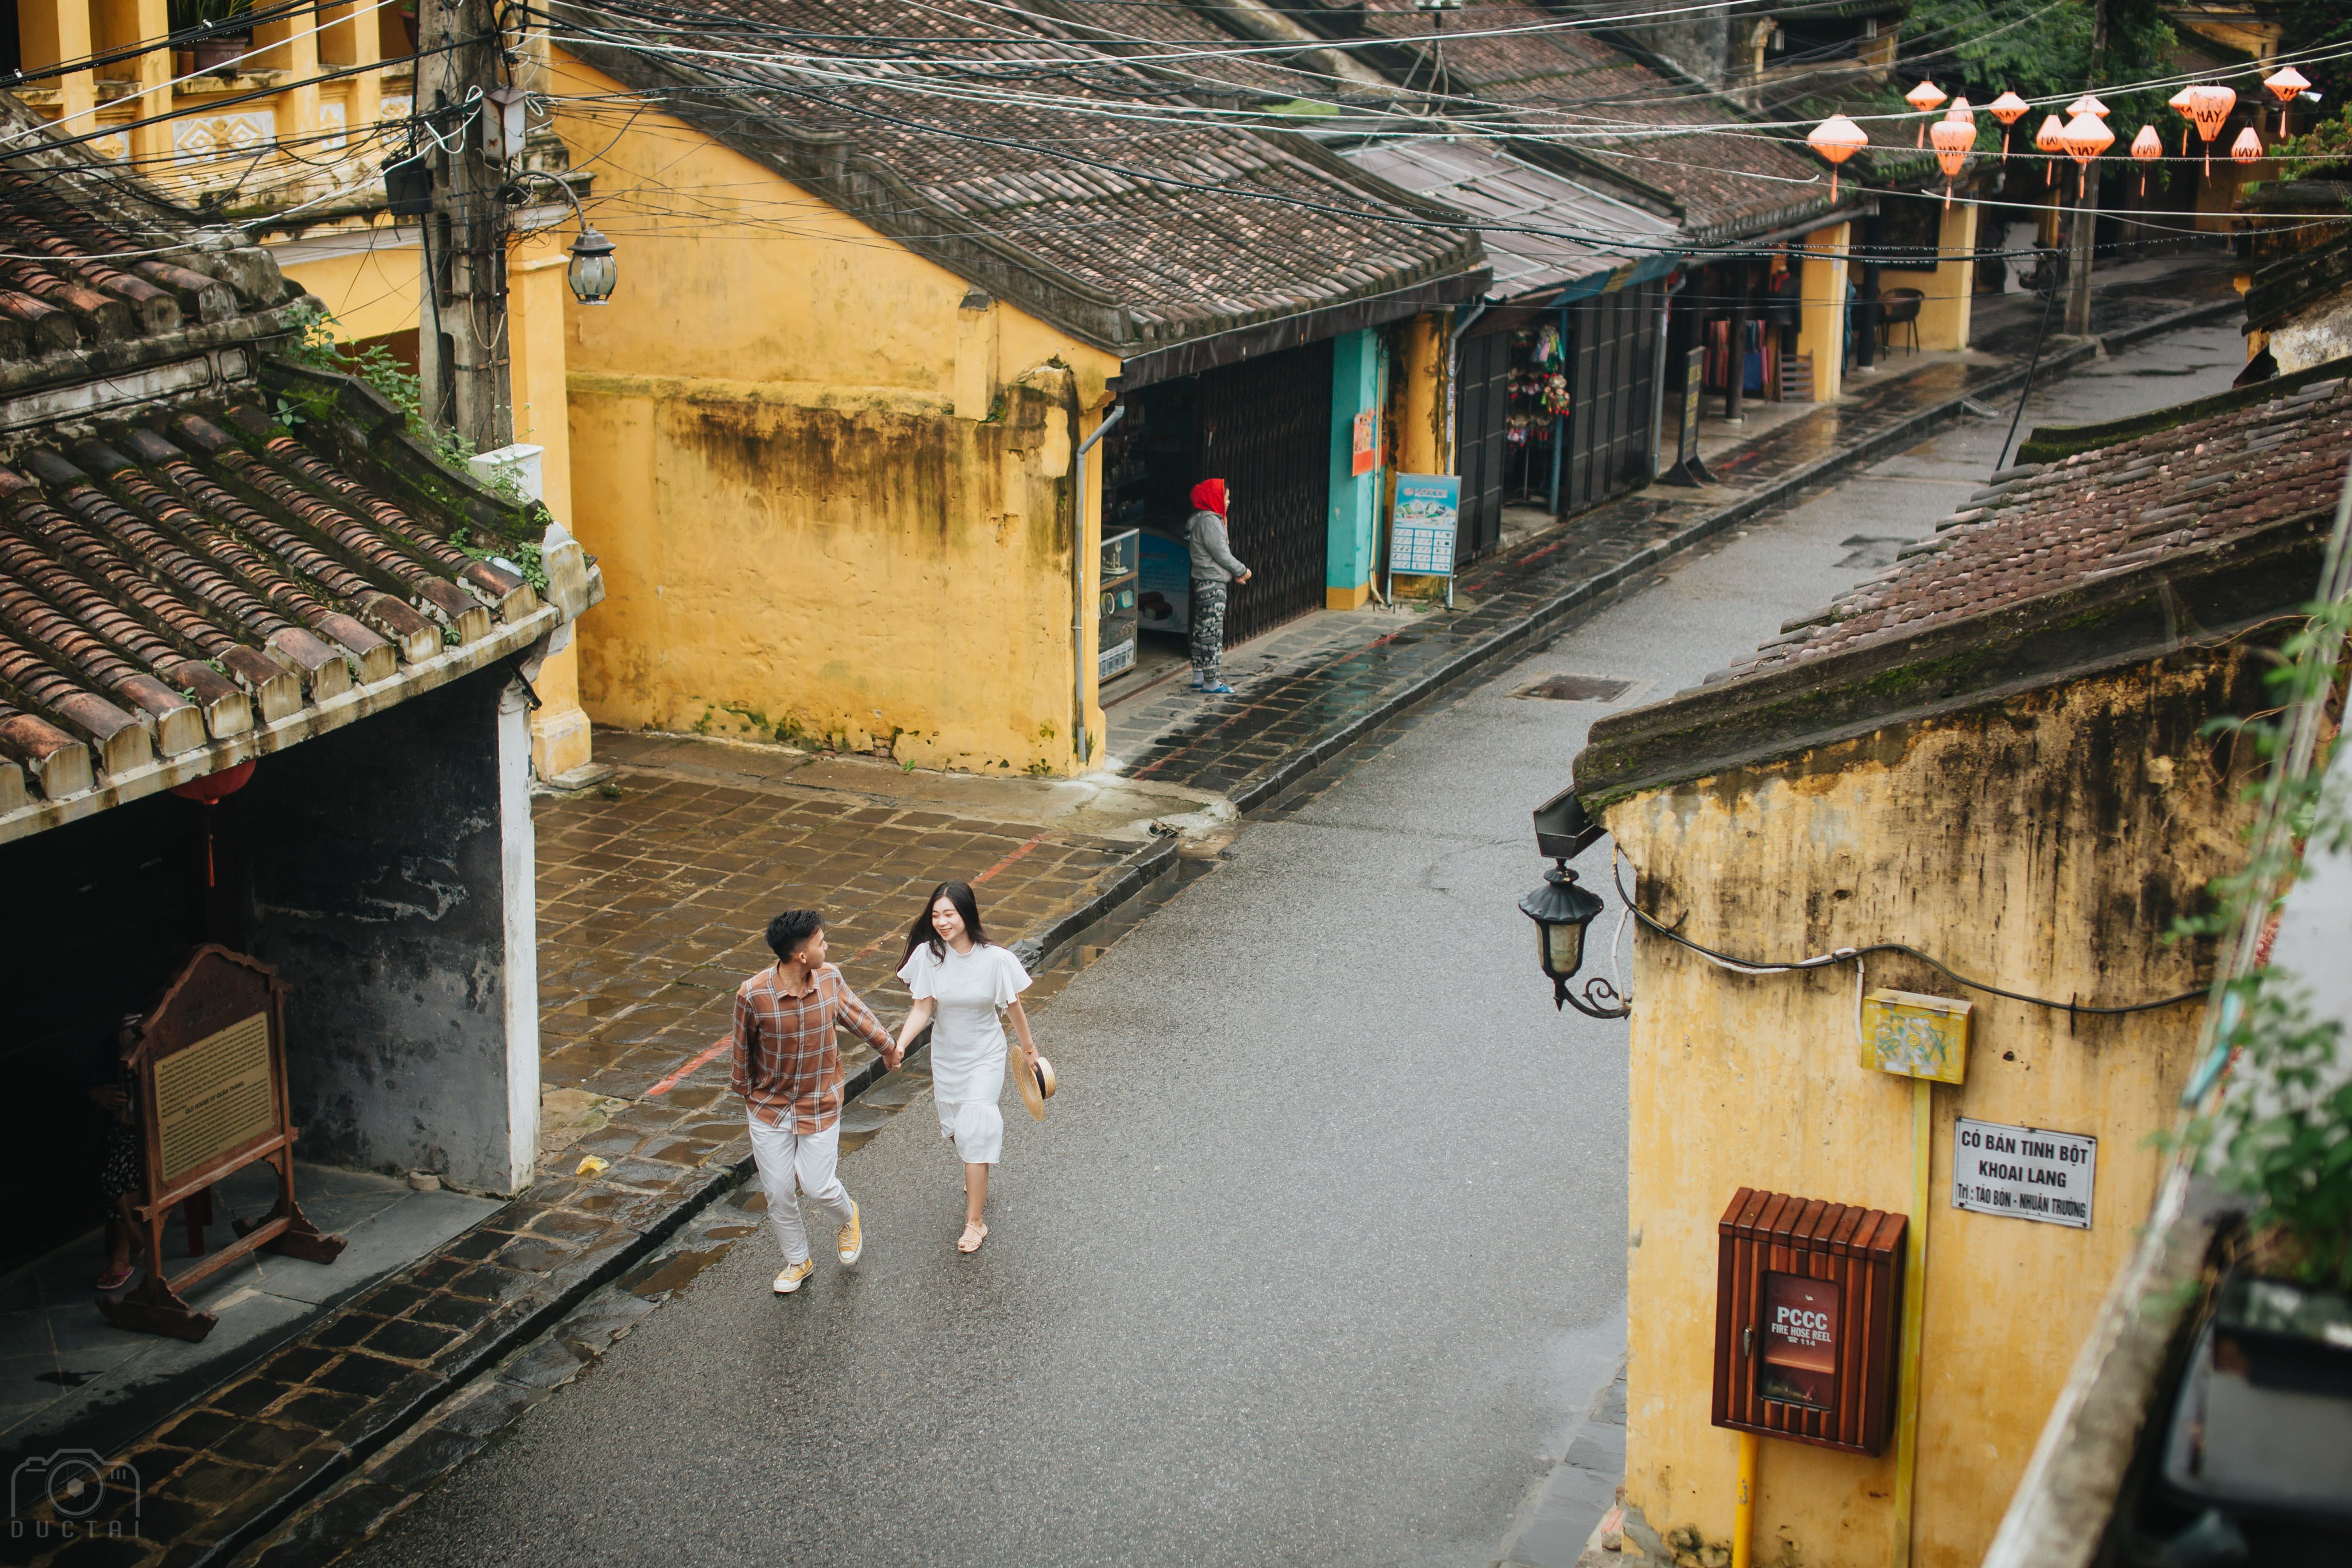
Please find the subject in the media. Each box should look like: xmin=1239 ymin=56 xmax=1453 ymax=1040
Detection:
xmin=1734 ymin=377 xmax=2352 ymax=681
xmin=1339 ymin=0 xmax=1835 ymax=239
xmin=548 ymin=0 xmax=1486 ymax=356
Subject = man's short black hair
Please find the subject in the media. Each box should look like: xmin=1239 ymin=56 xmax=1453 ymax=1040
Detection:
xmin=766 ymin=909 xmax=824 ymax=960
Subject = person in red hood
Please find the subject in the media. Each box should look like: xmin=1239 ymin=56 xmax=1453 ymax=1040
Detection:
xmin=1185 ymin=478 xmax=1250 ymax=694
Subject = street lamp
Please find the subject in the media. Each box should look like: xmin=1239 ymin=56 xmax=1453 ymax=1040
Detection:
xmin=1519 ymin=861 xmax=1629 ymax=1018
xmin=501 ymin=170 xmax=619 ymax=306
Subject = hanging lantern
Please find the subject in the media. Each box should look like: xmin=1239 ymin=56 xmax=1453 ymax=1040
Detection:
xmin=2189 ymin=84 xmax=2237 ymax=175
xmin=2034 ymin=113 xmax=2067 ymax=157
xmin=1946 ymin=96 xmax=1973 ymax=123
xmin=2130 ymin=123 xmax=2163 ymax=195
xmin=1929 ymin=117 xmax=1976 ymax=208
xmin=1990 ymin=91 xmax=2030 ymax=162
xmin=2061 ymin=110 xmax=2114 ymax=198
xmin=1907 ymin=79 xmax=1947 ymax=146
xmin=2232 ymin=125 xmax=2265 ymax=165
xmin=1808 ymin=113 xmax=1869 ymax=199
xmin=2068 ymin=94 xmax=2111 ymax=120
xmin=2169 ymin=85 xmax=2199 ymax=157
xmin=170 ymin=760 xmax=257 ymax=890
xmin=2264 ymin=65 xmax=2310 ymax=134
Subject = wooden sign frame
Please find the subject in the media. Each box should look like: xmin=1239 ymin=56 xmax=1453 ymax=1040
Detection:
xmin=99 ymin=944 xmax=345 ymax=1342
xmin=1712 ymin=1187 xmax=1906 ymax=1455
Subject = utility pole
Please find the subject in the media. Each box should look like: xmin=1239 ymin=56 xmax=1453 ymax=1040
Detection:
xmin=417 ymin=0 xmax=513 ymax=451
xmin=2062 ymin=0 xmax=2110 ymax=337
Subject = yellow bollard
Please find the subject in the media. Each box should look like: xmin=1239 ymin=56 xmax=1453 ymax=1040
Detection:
xmin=1733 ymin=1430 xmax=1758 ymax=1568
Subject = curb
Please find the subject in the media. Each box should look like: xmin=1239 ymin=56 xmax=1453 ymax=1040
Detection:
xmin=1204 ymin=340 xmax=2121 ymax=818
xmin=170 ymin=834 xmax=1181 ymax=1568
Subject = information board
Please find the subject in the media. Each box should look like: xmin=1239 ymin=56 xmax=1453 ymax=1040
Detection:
xmin=1351 ymin=410 xmax=1378 ymax=476
xmin=1389 ymin=474 xmax=1460 ymax=577
xmin=1952 ymin=1118 xmax=2096 ymax=1229
xmin=153 ymin=1010 xmax=275 ymax=1185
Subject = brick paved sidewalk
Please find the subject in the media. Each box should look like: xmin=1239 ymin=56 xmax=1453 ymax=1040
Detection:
xmin=1109 ymin=277 xmax=2237 ymax=812
xmin=7 ymin=269 xmax=2237 ymax=1568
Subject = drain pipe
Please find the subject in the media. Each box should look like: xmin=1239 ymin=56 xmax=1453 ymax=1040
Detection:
xmin=1071 ymin=402 xmax=1126 ymax=772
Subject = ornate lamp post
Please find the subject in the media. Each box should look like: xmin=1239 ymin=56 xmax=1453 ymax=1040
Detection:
xmin=1519 ymin=861 xmax=1630 ymax=1019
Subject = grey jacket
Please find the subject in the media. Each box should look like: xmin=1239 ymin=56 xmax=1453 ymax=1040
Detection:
xmin=1186 ymin=509 xmax=1248 ymax=582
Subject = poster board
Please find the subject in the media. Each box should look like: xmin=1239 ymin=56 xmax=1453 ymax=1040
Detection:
xmin=101 ymin=945 xmax=344 ymax=1342
xmin=1389 ymin=474 xmax=1461 ymax=584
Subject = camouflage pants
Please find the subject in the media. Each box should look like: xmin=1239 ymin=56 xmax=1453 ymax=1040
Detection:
xmin=1189 ymin=580 xmax=1229 ymax=685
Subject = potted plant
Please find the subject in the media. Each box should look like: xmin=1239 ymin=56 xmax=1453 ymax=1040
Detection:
xmin=169 ymin=0 xmax=256 ymax=78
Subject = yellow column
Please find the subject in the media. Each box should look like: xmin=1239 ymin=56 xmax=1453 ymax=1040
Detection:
xmin=319 ymin=1 xmax=383 ymax=150
xmin=1796 ymin=222 xmax=1851 ymax=403
xmin=24 ymin=0 xmax=99 ymax=140
xmin=1395 ymin=311 xmax=1447 ymax=474
xmin=127 ymin=0 xmax=171 ymax=173
xmin=1918 ymin=202 xmax=1979 ymax=352
xmin=256 ymin=2 xmax=320 ymax=191
xmin=512 ymin=241 xmax=592 ymax=782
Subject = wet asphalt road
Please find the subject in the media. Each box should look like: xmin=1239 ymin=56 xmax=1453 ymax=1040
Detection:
xmin=350 ymin=325 xmax=2245 ymax=1568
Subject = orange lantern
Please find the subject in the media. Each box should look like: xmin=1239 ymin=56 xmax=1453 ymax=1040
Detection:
xmin=2130 ymin=123 xmax=2163 ymax=195
xmin=2264 ymin=64 xmax=2310 ymax=134
xmin=1808 ymin=113 xmax=1869 ymax=199
xmin=2232 ymin=125 xmax=2264 ymax=165
xmin=1907 ymin=79 xmax=1946 ymax=146
xmin=1989 ymin=91 xmax=2030 ymax=161
xmin=2068 ymin=94 xmax=2110 ymax=120
xmin=2034 ymin=113 xmax=2067 ymax=156
xmin=2061 ymin=109 xmax=2114 ymax=198
xmin=2189 ymin=84 xmax=2237 ymax=174
xmin=2170 ymin=84 xmax=2199 ymax=157
xmin=1929 ymin=117 xmax=1976 ymax=207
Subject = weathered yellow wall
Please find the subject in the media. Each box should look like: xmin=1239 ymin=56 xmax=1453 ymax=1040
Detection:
xmin=1796 ymin=222 xmax=1849 ymax=403
xmin=1600 ymin=650 xmax=2262 ymax=1568
xmin=277 ymin=238 xmax=420 ymax=345
xmin=1879 ymin=202 xmax=1978 ymax=354
xmin=549 ymin=53 xmax=1121 ymax=773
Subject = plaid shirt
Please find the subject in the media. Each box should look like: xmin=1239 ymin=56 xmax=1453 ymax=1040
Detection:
xmin=731 ymin=963 xmax=892 ymax=1132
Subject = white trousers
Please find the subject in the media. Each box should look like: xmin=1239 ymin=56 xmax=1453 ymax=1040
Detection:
xmin=746 ymin=1112 xmax=853 ymax=1265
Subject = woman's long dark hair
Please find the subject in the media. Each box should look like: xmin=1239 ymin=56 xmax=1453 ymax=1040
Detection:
xmin=902 ymin=880 xmax=992 ymax=966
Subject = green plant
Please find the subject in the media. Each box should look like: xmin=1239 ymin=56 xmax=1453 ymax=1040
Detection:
xmin=2169 ymin=594 xmax=2352 ymax=1291
xmin=280 ymin=303 xmax=496 ymax=486
xmin=2270 ymin=103 xmax=2352 ymax=183
xmin=169 ymin=0 xmax=254 ymax=32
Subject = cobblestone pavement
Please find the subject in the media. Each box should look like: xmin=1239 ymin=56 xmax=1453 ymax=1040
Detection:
xmin=4 ymin=269 xmax=2237 ymax=1568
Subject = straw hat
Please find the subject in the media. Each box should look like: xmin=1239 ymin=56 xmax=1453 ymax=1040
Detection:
xmin=1014 ymin=1049 xmax=1057 ymax=1121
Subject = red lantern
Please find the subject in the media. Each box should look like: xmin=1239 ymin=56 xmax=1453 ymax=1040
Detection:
xmin=2264 ymin=65 xmax=2309 ymax=134
xmin=2169 ymin=85 xmax=2199 ymax=157
xmin=1989 ymin=91 xmax=2030 ymax=162
xmin=2232 ymin=125 xmax=2264 ymax=165
xmin=2130 ymin=123 xmax=2163 ymax=195
xmin=1930 ymin=117 xmax=1976 ymax=208
xmin=1907 ymin=80 xmax=1946 ymax=147
xmin=2061 ymin=110 xmax=2114 ymax=198
xmin=1808 ymin=113 xmax=1869 ymax=200
xmin=2190 ymin=84 xmax=2237 ymax=174
xmin=170 ymin=759 xmax=256 ymax=889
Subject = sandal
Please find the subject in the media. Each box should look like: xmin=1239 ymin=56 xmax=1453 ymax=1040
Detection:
xmin=95 ymin=1261 xmax=134 ymax=1291
xmin=957 ymin=1222 xmax=987 ymax=1254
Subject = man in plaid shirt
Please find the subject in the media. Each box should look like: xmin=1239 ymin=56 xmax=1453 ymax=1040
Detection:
xmin=732 ymin=909 xmax=900 ymax=1294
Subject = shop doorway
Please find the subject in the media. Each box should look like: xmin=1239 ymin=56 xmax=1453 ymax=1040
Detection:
xmin=1559 ymin=283 xmax=1664 ymax=515
xmin=1103 ymin=338 xmax=1335 ymax=654
xmin=1455 ymin=327 xmax=1511 ymax=565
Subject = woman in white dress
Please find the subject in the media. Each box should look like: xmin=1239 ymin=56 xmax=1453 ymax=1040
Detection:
xmin=894 ymin=880 xmax=1038 ymax=1253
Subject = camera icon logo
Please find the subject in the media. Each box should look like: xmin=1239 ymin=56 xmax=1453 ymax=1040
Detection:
xmin=10 ymin=1450 xmax=140 ymax=1541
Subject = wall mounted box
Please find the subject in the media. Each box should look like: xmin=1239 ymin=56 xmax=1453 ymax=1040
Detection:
xmin=1713 ymin=1188 xmax=1908 ymax=1454
xmin=1859 ymin=988 xmax=1971 ymax=1084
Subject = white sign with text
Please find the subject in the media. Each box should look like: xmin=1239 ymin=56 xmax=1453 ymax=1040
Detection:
xmin=1952 ymin=1118 xmax=2096 ymax=1229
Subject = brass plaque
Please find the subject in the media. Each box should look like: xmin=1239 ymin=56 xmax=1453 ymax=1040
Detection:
xmin=153 ymin=1011 xmax=276 ymax=1184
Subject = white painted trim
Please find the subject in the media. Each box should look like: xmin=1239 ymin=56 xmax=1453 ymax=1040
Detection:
xmin=498 ymin=678 xmax=542 ymax=1193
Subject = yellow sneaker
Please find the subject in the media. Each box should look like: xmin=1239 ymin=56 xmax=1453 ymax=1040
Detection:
xmin=837 ymin=1200 xmax=864 ymax=1266
xmin=773 ymin=1256 xmax=815 ymax=1294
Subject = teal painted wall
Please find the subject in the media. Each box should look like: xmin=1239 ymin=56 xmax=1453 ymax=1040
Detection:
xmin=1326 ymin=328 xmax=1382 ymax=594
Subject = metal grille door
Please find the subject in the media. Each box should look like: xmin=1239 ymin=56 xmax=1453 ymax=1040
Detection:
xmin=1198 ymin=339 xmax=1333 ymax=644
xmin=1454 ymin=329 xmax=1510 ymax=566
xmin=1563 ymin=284 xmax=1663 ymax=515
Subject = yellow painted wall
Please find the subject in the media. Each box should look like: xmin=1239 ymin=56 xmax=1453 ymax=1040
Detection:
xmin=1598 ymin=651 xmax=2262 ymax=1568
xmin=1879 ymin=202 xmax=1978 ymax=354
xmin=1796 ymin=223 xmax=1849 ymax=403
xmin=549 ymin=52 xmax=1120 ymax=774
xmin=277 ymin=235 xmax=421 ymax=344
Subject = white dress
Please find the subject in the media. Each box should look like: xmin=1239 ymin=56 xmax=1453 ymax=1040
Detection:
xmin=898 ymin=941 xmax=1032 ymax=1165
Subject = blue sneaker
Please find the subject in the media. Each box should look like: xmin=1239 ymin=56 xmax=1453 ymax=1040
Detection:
xmin=1200 ymin=683 xmax=1235 ymax=695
